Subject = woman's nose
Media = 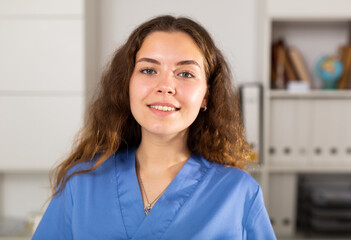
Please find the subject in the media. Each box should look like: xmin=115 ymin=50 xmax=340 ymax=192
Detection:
xmin=157 ymin=86 xmax=176 ymax=95
xmin=156 ymin=73 xmax=176 ymax=95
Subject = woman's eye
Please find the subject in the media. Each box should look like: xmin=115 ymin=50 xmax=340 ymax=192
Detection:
xmin=178 ymin=72 xmax=194 ymax=78
xmin=140 ymin=68 xmax=156 ymax=75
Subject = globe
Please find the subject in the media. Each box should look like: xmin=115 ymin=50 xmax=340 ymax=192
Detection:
xmin=315 ymin=56 xmax=343 ymax=89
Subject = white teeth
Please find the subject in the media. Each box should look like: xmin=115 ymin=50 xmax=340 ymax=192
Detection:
xmin=150 ymin=105 xmax=177 ymax=111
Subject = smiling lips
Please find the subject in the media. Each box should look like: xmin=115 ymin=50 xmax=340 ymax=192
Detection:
xmin=148 ymin=104 xmax=180 ymax=112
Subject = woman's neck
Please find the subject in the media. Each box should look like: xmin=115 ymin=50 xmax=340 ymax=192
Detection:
xmin=135 ymin=129 xmax=191 ymax=175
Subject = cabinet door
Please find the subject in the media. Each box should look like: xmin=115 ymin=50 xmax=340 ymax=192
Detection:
xmin=0 ymin=95 xmax=83 ymax=170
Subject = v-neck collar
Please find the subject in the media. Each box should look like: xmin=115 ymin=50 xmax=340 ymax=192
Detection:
xmin=114 ymin=147 xmax=211 ymax=240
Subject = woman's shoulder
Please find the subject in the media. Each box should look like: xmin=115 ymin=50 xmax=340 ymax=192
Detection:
xmin=66 ymin=147 xmax=132 ymax=179
xmin=217 ymin=163 xmax=257 ymax=186
xmin=198 ymin=155 xmax=260 ymax=192
xmin=66 ymin=152 xmax=118 ymax=180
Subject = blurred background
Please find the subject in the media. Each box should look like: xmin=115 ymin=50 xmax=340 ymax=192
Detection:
xmin=0 ymin=0 xmax=351 ymax=239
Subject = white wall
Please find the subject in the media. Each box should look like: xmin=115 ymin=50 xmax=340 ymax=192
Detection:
xmin=0 ymin=0 xmax=85 ymax=221
xmin=97 ymin=0 xmax=259 ymax=85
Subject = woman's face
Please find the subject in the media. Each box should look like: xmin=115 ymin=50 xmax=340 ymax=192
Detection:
xmin=129 ymin=31 xmax=207 ymax=138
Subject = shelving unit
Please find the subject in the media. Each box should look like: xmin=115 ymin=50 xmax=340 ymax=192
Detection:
xmin=259 ymin=0 xmax=351 ymax=238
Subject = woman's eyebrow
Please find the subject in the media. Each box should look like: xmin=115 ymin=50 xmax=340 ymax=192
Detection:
xmin=136 ymin=58 xmax=201 ymax=68
xmin=176 ymin=60 xmax=201 ymax=68
xmin=136 ymin=57 xmax=160 ymax=65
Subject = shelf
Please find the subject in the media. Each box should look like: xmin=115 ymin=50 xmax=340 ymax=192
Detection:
xmin=269 ymin=90 xmax=351 ymax=99
xmin=246 ymin=163 xmax=266 ymax=174
xmin=268 ymin=165 xmax=351 ymax=173
xmin=263 ymin=1 xmax=351 ymax=238
xmin=270 ymin=16 xmax=351 ymax=22
xmin=267 ymin=0 xmax=351 ymax=21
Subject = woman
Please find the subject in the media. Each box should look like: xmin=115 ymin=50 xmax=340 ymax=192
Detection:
xmin=33 ymin=15 xmax=276 ymax=239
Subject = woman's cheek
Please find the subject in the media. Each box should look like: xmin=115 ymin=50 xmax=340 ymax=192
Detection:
xmin=132 ymin=77 xmax=154 ymax=98
xmin=180 ymin=84 xmax=206 ymax=105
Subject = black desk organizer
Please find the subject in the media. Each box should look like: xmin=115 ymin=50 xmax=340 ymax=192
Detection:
xmin=298 ymin=174 xmax=351 ymax=237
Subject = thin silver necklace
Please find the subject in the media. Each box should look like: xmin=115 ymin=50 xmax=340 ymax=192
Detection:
xmin=137 ymin=171 xmax=168 ymax=215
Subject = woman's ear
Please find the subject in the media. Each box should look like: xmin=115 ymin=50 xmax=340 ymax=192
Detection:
xmin=201 ymin=90 xmax=209 ymax=111
xmin=201 ymin=98 xmax=207 ymax=108
xmin=201 ymin=89 xmax=209 ymax=108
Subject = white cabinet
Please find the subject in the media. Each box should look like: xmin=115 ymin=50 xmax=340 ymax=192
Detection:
xmin=260 ymin=0 xmax=351 ymax=238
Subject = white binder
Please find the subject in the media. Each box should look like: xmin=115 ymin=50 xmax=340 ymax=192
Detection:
xmin=270 ymin=98 xmax=312 ymax=167
xmin=239 ymin=83 xmax=263 ymax=164
xmin=270 ymin=99 xmax=297 ymax=166
xmin=295 ymin=99 xmax=312 ymax=166
xmin=342 ymin=101 xmax=351 ymax=165
xmin=268 ymin=173 xmax=297 ymax=237
xmin=311 ymin=100 xmax=343 ymax=166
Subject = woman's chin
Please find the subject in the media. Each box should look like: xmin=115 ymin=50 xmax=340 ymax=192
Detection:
xmin=141 ymin=127 xmax=188 ymax=139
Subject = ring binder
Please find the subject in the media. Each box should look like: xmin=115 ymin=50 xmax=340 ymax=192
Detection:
xmin=239 ymin=82 xmax=263 ymax=164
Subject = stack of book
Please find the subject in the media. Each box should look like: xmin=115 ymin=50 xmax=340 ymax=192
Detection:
xmin=271 ymin=39 xmax=351 ymax=90
xmin=271 ymin=39 xmax=313 ymax=90
xmin=338 ymin=45 xmax=351 ymax=89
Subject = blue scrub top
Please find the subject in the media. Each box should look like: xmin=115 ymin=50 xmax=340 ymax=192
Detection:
xmin=33 ymin=148 xmax=276 ymax=240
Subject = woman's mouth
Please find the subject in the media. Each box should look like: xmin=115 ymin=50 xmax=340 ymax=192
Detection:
xmin=148 ymin=105 xmax=179 ymax=112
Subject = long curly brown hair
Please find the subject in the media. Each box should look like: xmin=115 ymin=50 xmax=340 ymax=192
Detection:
xmin=52 ymin=15 xmax=250 ymax=196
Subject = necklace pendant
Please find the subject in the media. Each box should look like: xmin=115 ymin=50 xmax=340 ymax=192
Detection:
xmin=144 ymin=205 xmax=152 ymax=215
